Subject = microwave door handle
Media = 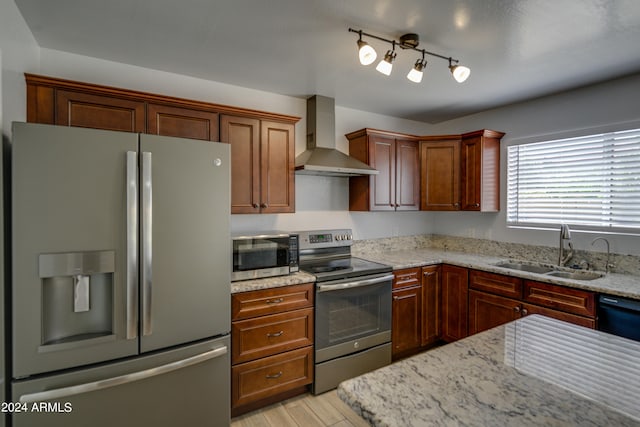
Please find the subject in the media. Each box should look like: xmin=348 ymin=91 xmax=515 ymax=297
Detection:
xmin=125 ymin=151 xmax=138 ymax=340
xmin=141 ymin=151 xmax=153 ymax=336
xmin=317 ymin=274 xmax=394 ymax=292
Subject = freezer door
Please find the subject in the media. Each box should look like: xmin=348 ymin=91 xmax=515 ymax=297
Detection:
xmin=11 ymin=336 xmax=230 ymax=427
xmin=11 ymin=123 xmax=139 ymax=378
xmin=139 ymin=134 xmax=230 ymax=353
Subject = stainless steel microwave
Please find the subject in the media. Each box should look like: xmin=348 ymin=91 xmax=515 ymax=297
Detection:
xmin=231 ymin=232 xmax=299 ymax=281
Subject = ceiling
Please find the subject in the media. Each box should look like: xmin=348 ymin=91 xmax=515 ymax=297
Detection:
xmin=14 ymin=0 xmax=640 ymax=123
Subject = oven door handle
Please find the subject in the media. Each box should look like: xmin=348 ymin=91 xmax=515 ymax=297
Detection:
xmin=317 ymin=274 xmax=394 ymax=292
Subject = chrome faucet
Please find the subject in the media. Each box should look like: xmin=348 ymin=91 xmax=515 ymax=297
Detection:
xmin=558 ymin=224 xmax=574 ymax=266
xmin=591 ymin=237 xmax=613 ymax=273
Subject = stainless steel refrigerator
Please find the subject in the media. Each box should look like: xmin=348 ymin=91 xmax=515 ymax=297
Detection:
xmin=10 ymin=122 xmax=231 ymax=426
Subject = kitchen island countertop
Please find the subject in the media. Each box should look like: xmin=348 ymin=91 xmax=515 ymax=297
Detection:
xmin=338 ymin=315 xmax=640 ymax=426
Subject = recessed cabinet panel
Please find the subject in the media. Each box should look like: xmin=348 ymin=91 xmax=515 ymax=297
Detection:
xmin=420 ymin=138 xmax=460 ymax=210
xmin=147 ymin=103 xmax=219 ymax=141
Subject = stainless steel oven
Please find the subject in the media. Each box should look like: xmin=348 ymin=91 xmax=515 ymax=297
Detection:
xmin=297 ymin=229 xmax=393 ymax=394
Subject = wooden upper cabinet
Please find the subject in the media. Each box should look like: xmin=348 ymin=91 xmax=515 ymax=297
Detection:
xmin=147 ymin=103 xmax=219 ymax=141
xmin=260 ymin=121 xmax=295 ymax=214
xmin=420 ymin=136 xmax=461 ymax=210
xmin=220 ymin=116 xmax=295 ymax=214
xmin=56 ymin=90 xmax=146 ymax=133
xmin=347 ymin=129 xmax=419 ymax=211
xmin=220 ymin=115 xmax=261 ymax=214
xmin=460 ymin=130 xmax=504 ymax=212
xmin=25 ymin=74 xmax=300 ymax=215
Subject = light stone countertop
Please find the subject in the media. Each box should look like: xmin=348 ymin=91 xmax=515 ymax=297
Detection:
xmin=230 ymin=271 xmax=316 ymax=294
xmin=355 ymin=248 xmax=640 ymax=299
xmin=337 ymin=315 xmax=640 ymax=427
xmin=230 ymin=248 xmax=640 ymax=299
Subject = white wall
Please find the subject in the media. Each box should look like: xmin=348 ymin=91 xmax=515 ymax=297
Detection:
xmin=0 ymin=0 xmax=39 ymax=135
xmin=426 ymin=73 xmax=640 ymax=256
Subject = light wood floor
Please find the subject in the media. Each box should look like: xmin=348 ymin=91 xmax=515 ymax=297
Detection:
xmin=230 ymin=390 xmax=370 ymax=427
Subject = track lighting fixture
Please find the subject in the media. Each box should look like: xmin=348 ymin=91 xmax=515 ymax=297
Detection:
xmin=356 ymin=31 xmax=377 ymax=65
xmin=407 ymin=54 xmax=427 ymax=83
xmin=349 ymin=28 xmax=471 ymax=84
xmin=376 ymin=42 xmax=396 ymax=76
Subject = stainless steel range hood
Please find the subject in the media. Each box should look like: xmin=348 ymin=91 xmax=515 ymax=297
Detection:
xmin=295 ymin=95 xmax=378 ymax=177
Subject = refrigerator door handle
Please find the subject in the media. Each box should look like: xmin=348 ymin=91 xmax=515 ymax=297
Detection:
xmin=141 ymin=151 xmax=153 ymax=336
xmin=18 ymin=345 xmax=228 ymax=403
xmin=126 ymin=151 xmax=139 ymax=340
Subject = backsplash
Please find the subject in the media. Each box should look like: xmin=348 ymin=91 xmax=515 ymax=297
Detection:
xmin=352 ymin=234 xmax=640 ymax=276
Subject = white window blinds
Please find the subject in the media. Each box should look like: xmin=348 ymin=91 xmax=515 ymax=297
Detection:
xmin=507 ymin=128 xmax=640 ymax=231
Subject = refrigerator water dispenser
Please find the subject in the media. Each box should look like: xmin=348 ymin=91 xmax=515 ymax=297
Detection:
xmin=39 ymin=251 xmax=115 ymax=349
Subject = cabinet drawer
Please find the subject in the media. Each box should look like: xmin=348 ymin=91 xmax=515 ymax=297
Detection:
xmin=393 ymin=267 xmax=421 ymax=289
xmin=523 ymin=281 xmax=596 ymax=317
xmin=521 ymin=303 xmax=595 ymax=329
xmin=232 ymin=283 xmax=314 ymax=320
xmin=232 ymin=346 xmax=313 ymax=409
xmin=232 ymin=308 xmax=314 ymax=363
xmin=469 ymin=270 xmax=523 ymax=299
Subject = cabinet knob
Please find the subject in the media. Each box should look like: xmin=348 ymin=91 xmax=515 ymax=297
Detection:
xmin=514 ymin=306 xmax=521 ymax=313
xmin=521 ymin=308 xmax=528 ymax=316
xmin=474 ymin=203 xmax=480 ymax=208
xmin=252 ymin=203 xmax=259 ymax=209
xmin=260 ymin=203 xmax=268 ymax=208
xmin=395 ymin=203 xmax=400 ymax=207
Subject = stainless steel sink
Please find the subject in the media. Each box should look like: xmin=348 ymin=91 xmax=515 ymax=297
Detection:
xmin=546 ymin=270 xmax=604 ymax=281
xmin=494 ymin=261 xmax=604 ymax=281
xmin=494 ymin=261 xmax=555 ymax=274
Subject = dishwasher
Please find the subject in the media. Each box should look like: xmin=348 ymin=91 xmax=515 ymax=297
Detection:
xmin=598 ymin=294 xmax=640 ymax=342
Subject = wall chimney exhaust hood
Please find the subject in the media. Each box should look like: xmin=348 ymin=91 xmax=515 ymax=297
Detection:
xmin=295 ymin=95 xmax=378 ymax=177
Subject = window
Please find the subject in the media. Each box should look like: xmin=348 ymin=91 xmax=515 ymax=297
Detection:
xmin=507 ymin=128 xmax=640 ymax=232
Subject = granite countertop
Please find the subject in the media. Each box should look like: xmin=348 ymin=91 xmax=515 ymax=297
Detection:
xmin=337 ymin=315 xmax=640 ymax=427
xmin=230 ymin=248 xmax=640 ymax=299
xmin=356 ymin=248 xmax=640 ymax=299
xmin=230 ymin=271 xmax=316 ymax=294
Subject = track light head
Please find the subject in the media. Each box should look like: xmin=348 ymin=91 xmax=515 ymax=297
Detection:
xmin=449 ymin=60 xmax=471 ymax=83
xmin=357 ymin=39 xmax=377 ymax=65
xmin=407 ymin=58 xmax=427 ymax=83
xmin=376 ymin=49 xmax=396 ymax=76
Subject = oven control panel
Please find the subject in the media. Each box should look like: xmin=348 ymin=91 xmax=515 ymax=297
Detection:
xmin=298 ymin=229 xmax=353 ymax=250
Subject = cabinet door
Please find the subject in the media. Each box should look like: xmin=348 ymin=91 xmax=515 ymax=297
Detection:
xmin=56 ymin=90 xmax=145 ymax=132
xmin=421 ymin=265 xmax=441 ymax=346
xmin=260 ymin=121 xmax=295 ymax=214
xmin=147 ymin=103 xmax=219 ymax=141
xmin=420 ymin=139 xmax=460 ymax=210
xmin=395 ymin=139 xmax=420 ymax=211
xmin=460 ymin=131 xmax=501 ymax=212
xmin=441 ymin=265 xmax=469 ymax=342
xmin=461 ymin=136 xmax=482 ymax=211
xmin=468 ymin=290 xmax=520 ymax=335
xmin=392 ymin=285 xmax=422 ymax=358
xmin=220 ymin=115 xmax=261 ymax=214
xmin=369 ymin=135 xmax=396 ymax=211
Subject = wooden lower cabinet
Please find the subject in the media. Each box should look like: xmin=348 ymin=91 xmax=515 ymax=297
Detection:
xmin=232 ymin=346 xmax=313 ymax=411
xmin=469 ymin=290 xmax=520 ymax=335
xmin=421 ymin=265 xmax=441 ymax=346
xmin=469 ymin=275 xmax=597 ymax=335
xmin=231 ymin=284 xmax=314 ymax=416
xmin=441 ymin=265 xmax=469 ymax=342
xmin=392 ymin=284 xmax=422 ymax=358
xmin=392 ymin=268 xmax=422 ymax=359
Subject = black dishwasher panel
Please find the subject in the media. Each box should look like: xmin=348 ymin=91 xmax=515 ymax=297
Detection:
xmin=598 ymin=294 xmax=640 ymax=342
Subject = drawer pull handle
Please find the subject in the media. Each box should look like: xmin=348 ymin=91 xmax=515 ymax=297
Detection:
xmin=267 ymin=331 xmax=284 ymax=338
xmin=266 ymin=371 xmax=283 ymax=379
xmin=265 ymin=298 xmax=284 ymax=304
